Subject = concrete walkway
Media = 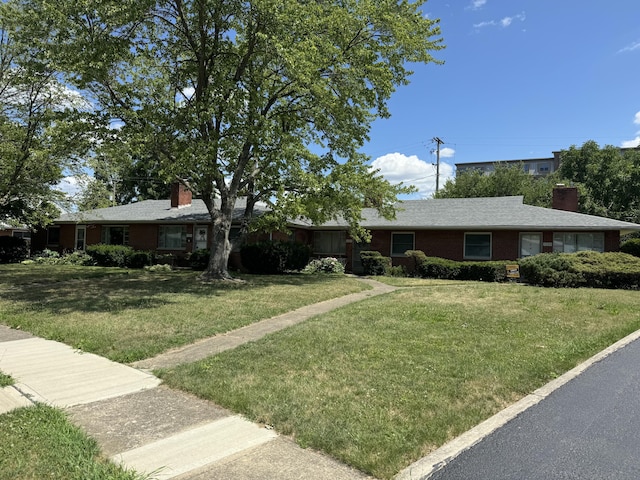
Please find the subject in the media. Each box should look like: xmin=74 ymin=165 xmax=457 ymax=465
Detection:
xmin=0 ymin=277 xmax=396 ymax=480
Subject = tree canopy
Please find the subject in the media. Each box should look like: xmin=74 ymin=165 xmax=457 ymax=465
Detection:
xmin=434 ymin=163 xmax=560 ymax=207
xmin=559 ymin=141 xmax=640 ymax=223
xmin=0 ymin=8 xmax=89 ymax=227
xmin=5 ymin=0 xmax=444 ymax=278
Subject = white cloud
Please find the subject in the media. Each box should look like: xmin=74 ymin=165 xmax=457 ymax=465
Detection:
xmin=371 ymin=152 xmax=455 ymax=198
xmin=56 ymin=175 xmax=84 ymax=198
xmin=467 ymin=0 xmax=487 ymax=10
xmin=474 ymin=12 xmax=525 ymax=29
xmin=618 ymin=41 xmax=640 ymax=54
xmin=634 ymin=111 xmax=640 ymax=125
xmin=621 ymin=137 xmax=640 ymax=148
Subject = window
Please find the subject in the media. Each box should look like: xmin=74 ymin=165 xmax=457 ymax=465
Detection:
xmin=537 ymin=162 xmax=551 ymax=173
xmin=520 ymin=233 xmax=542 ymax=257
xmin=47 ymin=226 xmax=60 ymax=246
xmin=553 ymin=233 xmax=604 ymax=253
xmin=391 ymin=232 xmax=415 ymax=256
xmin=158 ymin=225 xmax=187 ymax=249
xmin=313 ymin=231 xmax=346 ymax=255
xmin=464 ymin=233 xmax=492 ymax=260
xmin=75 ymin=226 xmax=86 ymax=251
xmin=101 ymin=226 xmax=129 ymax=245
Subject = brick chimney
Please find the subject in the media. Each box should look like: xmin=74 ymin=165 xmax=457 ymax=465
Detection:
xmin=552 ymin=185 xmax=578 ymax=212
xmin=170 ymin=182 xmax=192 ymax=208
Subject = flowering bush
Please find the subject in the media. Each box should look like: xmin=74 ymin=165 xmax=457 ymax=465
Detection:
xmin=303 ymin=257 xmax=345 ymax=274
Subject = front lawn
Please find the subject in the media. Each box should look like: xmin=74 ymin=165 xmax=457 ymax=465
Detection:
xmin=159 ymin=280 xmax=640 ymax=478
xmin=0 ymin=404 xmax=145 ymax=480
xmin=0 ymin=264 xmax=367 ymax=362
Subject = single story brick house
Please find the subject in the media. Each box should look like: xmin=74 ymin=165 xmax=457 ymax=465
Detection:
xmin=34 ymin=185 xmax=640 ymax=272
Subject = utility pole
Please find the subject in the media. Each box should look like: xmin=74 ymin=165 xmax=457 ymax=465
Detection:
xmin=432 ymin=137 xmax=444 ymax=193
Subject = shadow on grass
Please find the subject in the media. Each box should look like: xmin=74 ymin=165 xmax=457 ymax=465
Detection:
xmin=1 ymin=264 xmax=350 ymax=315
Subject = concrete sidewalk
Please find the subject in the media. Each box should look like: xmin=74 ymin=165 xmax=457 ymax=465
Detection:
xmin=0 ymin=278 xmax=394 ymax=480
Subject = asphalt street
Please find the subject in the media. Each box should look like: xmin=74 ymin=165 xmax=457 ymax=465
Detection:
xmin=428 ymin=337 xmax=640 ymax=480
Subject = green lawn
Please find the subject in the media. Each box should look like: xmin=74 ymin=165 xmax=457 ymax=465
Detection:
xmin=0 ymin=404 xmax=146 ymax=480
xmin=159 ymin=279 xmax=640 ymax=478
xmin=4 ymin=266 xmax=640 ymax=479
xmin=0 ymin=264 xmax=368 ymax=362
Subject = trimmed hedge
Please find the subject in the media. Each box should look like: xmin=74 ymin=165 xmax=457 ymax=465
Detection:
xmin=85 ymin=244 xmax=154 ymax=269
xmin=360 ymin=250 xmax=391 ymax=276
xmin=0 ymin=236 xmax=29 ymax=263
xmin=417 ymin=255 xmax=508 ymax=282
xmin=518 ymin=251 xmax=640 ymax=289
xmin=240 ymin=241 xmax=311 ymax=274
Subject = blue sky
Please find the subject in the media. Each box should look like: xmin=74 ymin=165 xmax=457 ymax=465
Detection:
xmin=59 ymin=1 xmax=640 ymax=201
xmin=367 ymin=0 xmax=640 ymax=198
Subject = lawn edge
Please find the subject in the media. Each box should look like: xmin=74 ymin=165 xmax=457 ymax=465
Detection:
xmin=395 ymin=327 xmax=640 ymax=480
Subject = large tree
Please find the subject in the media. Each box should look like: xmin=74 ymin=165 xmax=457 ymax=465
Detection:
xmin=434 ymin=163 xmax=560 ymax=207
xmin=7 ymin=0 xmax=444 ymax=279
xmin=0 ymin=8 xmax=89 ymax=227
xmin=559 ymin=141 xmax=640 ymax=223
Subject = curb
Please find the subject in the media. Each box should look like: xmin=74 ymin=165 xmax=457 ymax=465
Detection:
xmin=395 ymin=327 xmax=640 ymax=480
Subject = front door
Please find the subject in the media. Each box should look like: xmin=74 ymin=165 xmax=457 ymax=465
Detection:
xmin=75 ymin=225 xmax=86 ymax=251
xmin=352 ymin=242 xmax=371 ymax=274
xmin=194 ymin=225 xmax=208 ymax=251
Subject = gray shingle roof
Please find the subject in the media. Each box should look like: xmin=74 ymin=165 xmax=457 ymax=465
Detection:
xmin=315 ymin=196 xmax=640 ymax=233
xmin=56 ymin=198 xmax=269 ymax=224
xmin=57 ymin=196 xmax=640 ymax=234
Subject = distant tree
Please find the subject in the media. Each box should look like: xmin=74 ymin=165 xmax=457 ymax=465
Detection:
xmin=434 ymin=163 xmax=560 ymax=207
xmin=8 ymin=0 xmax=444 ymax=280
xmin=559 ymin=141 xmax=640 ymax=223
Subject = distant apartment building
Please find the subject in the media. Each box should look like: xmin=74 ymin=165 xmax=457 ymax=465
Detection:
xmin=456 ymin=151 xmax=562 ymax=177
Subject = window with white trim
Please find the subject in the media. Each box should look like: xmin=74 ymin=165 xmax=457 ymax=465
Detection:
xmin=464 ymin=233 xmax=492 ymax=260
xmin=553 ymin=233 xmax=604 ymax=253
xmin=158 ymin=225 xmax=186 ymax=249
xmin=391 ymin=232 xmax=415 ymax=256
xmin=313 ymin=231 xmax=346 ymax=255
xmin=101 ymin=226 xmax=129 ymax=245
xmin=520 ymin=233 xmax=542 ymax=257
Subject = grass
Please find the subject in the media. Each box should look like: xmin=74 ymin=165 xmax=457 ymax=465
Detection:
xmin=159 ymin=279 xmax=640 ymax=479
xmin=0 ymin=371 xmax=14 ymax=387
xmin=0 ymin=404 xmax=146 ymax=480
xmin=0 ymin=264 xmax=367 ymax=362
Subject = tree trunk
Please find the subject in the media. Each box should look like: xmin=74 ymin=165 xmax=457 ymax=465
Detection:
xmin=201 ymin=200 xmax=236 ymax=281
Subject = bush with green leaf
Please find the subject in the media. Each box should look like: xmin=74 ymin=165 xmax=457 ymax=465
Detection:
xmin=0 ymin=236 xmax=29 ymax=263
xmin=519 ymin=251 xmax=640 ymax=289
xmin=418 ymin=256 xmax=460 ymax=279
xmin=303 ymin=257 xmax=345 ymax=274
xmin=405 ymin=250 xmax=427 ymax=276
xmin=620 ymin=238 xmax=640 ymax=258
xmin=86 ymin=244 xmax=134 ymax=268
xmin=240 ymin=241 xmax=311 ymax=274
xmin=360 ymin=250 xmax=391 ymax=276
xmin=189 ymin=249 xmax=210 ymax=270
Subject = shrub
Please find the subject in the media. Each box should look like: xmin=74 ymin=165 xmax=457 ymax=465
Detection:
xmin=303 ymin=257 xmax=345 ymax=274
xmin=518 ymin=251 xmax=640 ymax=289
xmin=58 ymin=251 xmax=94 ymax=266
xmin=0 ymin=236 xmax=29 ymax=263
xmin=189 ymin=249 xmax=210 ymax=270
xmin=620 ymin=238 xmax=640 ymax=258
xmin=418 ymin=257 xmax=460 ymax=280
xmin=31 ymin=249 xmax=61 ymax=264
xmin=405 ymin=250 xmax=427 ymax=276
xmin=360 ymin=250 xmax=391 ymax=276
xmin=144 ymin=264 xmax=173 ymax=272
xmin=518 ymin=253 xmax=583 ymax=288
xmin=86 ymin=244 xmax=134 ymax=268
xmin=458 ymin=261 xmax=508 ymax=282
xmin=128 ymin=250 xmax=154 ymax=269
xmin=240 ymin=241 xmax=311 ymax=274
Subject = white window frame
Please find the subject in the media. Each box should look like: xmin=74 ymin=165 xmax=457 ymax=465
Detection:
xmin=519 ymin=232 xmax=542 ymax=258
xmin=391 ymin=232 xmax=415 ymax=257
xmin=553 ymin=232 xmax=604 ymax=253
xmin=158 ymin=225 xmax=187 ymax=250
xmin=464 ymin=232 xmax=492 ymax=260
xmin=75 ymin=225 xmax=86 ymax=251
